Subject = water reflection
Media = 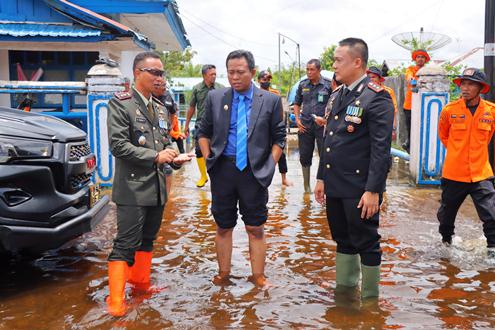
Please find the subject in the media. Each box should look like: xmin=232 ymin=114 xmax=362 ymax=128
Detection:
xmin=1 ymin=139 xmax=495 ymax=328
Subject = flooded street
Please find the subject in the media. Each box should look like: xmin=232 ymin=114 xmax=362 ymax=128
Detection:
xmin=2 ymin=137 xmax=495 ymax=329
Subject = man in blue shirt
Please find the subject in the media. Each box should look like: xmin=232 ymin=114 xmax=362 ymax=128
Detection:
xmin=198 ymin=50 xmax=286 ymax=287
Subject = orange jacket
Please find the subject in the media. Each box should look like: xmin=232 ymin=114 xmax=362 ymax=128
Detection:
xmin=169 ymin=115 xmax=183 ymax=140
xmin=384 ymin=86 xmax=398 ymax=127
xmin=438 ymin=98 xmax=495 ymax=182
xmin=268 ymin=87 xmax=280 ymax=95
xmin=404 ymin=66 xmax=420 ymax=110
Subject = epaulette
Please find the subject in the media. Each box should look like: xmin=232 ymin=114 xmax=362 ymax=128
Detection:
xmin=114 ymin=91 xmax=132 ymax=100
xmin=152 ymin=96 xmax=164 ymax=106
xmin=367 ymin=81 xmax=384 ymax=93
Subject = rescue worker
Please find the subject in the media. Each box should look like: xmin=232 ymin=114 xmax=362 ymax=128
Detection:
xmin=294 ymin=59 xmax=332 ymax=193
xmin=106 ymin=52 xmax=192 ymax=317
xmin=184 ymin=64 xmax=223 ymax=187
xmin=258 ymin=70 xmax=292 ymax=186
xmin=314 ymin=38 xmax=394 ymax=299
xmin=437 ymin=68 xmax=495 ymax=257
xmin=403 ymin=49 xmax=430 ymax=151
xmin=367 ymin=66 xmax=398 ymax=131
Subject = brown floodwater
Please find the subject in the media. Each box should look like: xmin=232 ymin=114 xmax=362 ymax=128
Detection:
xmin=2 ymin=136 xmax=495 ymax=329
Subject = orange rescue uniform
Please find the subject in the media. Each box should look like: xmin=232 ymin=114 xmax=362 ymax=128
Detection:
xmin=169 ymin=115 xmax=183 ymax=140
xmin=383 ymin=86 xmax=398 ymax=126
xmin=438 ymin=98 xmax=495 ymax=183
xmin=404 ymin=66 xmax=420 ymax=110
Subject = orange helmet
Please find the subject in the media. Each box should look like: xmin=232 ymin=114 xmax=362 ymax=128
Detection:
xmin=411 ymin=49 xmax=430 ymax=63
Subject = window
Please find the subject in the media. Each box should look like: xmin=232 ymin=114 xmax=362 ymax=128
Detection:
xmin=9 ymin=51 xmax=99 ymax=109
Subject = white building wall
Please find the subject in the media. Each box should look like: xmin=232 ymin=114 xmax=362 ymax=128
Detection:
xmin=0 ymin=50 xmax=10 ymax=107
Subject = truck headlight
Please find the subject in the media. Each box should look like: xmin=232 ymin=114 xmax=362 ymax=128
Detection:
xmin=0 ymin=136 xmax=53 ymax=162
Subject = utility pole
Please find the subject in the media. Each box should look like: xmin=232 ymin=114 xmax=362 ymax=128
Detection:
xmin=278 ymin=33 xmax=281 ymax=89
xmin=278 ymin=32 xmax=301 ymax=83
xmin=485 ymin=0 xmax=495 ymax=166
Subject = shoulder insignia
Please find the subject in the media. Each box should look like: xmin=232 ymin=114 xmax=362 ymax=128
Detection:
xmin=152 ymin=96 xmax=164 ymax=106
xmin=114 ymin=91 xmax=132 ymax=100
xmin=367 ymin=82 xmax=384 ymax=93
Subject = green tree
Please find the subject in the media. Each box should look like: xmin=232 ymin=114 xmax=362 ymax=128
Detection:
xmin=271 ymin=64 xmax=305 ymax=96
xmin=320 ymin=45 xmax=336 ymax=70
xmin=442 ymin=62 xmax=465 ymax=100
xmin=160 ymin=48 xmax=201 ymax=77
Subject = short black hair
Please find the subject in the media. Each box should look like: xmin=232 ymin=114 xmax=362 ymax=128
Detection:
xmin=307 ymin=59 xmax=321 ymax=70
xmin=226 ymin=50 xmax=255 ymax=70
xmin=133 ymin=51 xmax=161 ymax=71
xmin=201 ymin=64 xmax=216 ymax=75
xmin=338 ymin=38 xmax=368 ymax=69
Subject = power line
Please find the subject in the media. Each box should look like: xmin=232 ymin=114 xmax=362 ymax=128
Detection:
xmin=369 ymin=0 xmax=445 ymax=43
xmin=181 ymin=12 xmax=278 ymax=64
xmin=182 ymin=9 xmax=274 ymax=47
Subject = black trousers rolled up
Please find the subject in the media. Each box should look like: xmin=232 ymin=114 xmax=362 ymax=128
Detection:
xmin=437 ymin=178 xmax=495 ymax=247
xmin=108 ymin=204 xmax=164 ymax=265
xmin=278 ymin=152 xmax=288 ymax=174
xmin=209 ymin=156 xmax=268 ymax=229
xmin=326 ymin=196 xmax=382 ymax=266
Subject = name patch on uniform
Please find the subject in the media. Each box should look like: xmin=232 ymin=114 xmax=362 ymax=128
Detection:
xmin=302 ymin=88 xmax=310 ymax=92
xmin=135 ymin=117 xmax=146 ymax=123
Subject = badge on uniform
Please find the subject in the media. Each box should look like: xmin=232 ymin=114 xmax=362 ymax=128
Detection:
xmin=138 ymin=135 xmax=146 ymax=146
xmin=158 ymin=111 xmax=167 ymax=129
xmin=344 ymin=104 xmax=363 ymax=128
xmin=318 ymin=93 xmax=324 ymax=103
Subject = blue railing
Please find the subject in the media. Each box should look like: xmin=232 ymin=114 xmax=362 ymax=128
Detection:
xmin=0 ymin=80 xmax=88 ymax=129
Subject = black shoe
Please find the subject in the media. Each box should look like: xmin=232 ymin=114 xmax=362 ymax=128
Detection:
xmin=442 ymin=236 xmax=452 ymax=246
xmin=487 ymin=248 xmax=495 ymax=259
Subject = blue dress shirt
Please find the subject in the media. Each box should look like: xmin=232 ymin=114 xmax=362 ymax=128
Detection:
xmin=223 ymin=83 xmax=254 ymax=156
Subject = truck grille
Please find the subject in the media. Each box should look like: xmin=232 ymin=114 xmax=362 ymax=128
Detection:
xmin=69 ymin=143 xmax=91 ymax=161
xmin=69 ymin=172 xmax=92 ymax=190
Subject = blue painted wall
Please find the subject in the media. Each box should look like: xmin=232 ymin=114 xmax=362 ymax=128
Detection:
xmin=0 ymin=0 xmax=71 ymax=23
xmin=71 ymin=0 xmax=168 ymax=13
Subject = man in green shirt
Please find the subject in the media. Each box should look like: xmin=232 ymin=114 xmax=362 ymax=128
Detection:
xmin=185 ymin=64 xmax=223 ymax=187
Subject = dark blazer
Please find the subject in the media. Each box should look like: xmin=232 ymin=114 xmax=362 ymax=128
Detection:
xmin=198 ymin=86 xmax=286 ymax=188
xmin=316 ymin=77 xmax=394 ymax=198
xmin=107 ymin=88 xmax=172 ymax=206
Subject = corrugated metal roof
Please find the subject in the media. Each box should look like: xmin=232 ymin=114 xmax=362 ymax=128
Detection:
xmin=0 ymin=23 xmax=102 ymax=37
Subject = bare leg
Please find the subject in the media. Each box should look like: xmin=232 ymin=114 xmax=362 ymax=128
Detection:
xmin=213 ymin=227 xmax=233 ymax=284
xmin=245 ymin=224 xmax=270 ymax=287
xmin=281 ymin=173 xmax=292 ymax=186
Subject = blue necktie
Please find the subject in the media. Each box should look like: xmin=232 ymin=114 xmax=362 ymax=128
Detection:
xmin=236 ymin=95 xmax=247 ymax=171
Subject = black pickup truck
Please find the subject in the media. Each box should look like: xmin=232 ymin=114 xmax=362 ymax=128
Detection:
xmin=0 ymin=107 xmax=110 ymax=254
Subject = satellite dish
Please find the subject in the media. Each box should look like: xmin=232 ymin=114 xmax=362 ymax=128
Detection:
xmin=392 ymin=27 xmax=452 ymax=51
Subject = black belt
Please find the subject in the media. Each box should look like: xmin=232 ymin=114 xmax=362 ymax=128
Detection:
xmin=221 ymin=155 xmax=236 ymax=163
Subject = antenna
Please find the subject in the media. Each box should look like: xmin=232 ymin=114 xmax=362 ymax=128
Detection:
xmin=392 ymin=27 xmax=452 ymax=51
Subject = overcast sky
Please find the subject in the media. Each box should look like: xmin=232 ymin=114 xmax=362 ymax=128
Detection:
xmin=178 ymin=0 xmax=487 ymax=75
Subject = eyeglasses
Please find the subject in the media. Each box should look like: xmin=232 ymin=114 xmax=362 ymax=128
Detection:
xmin=139 ymin=68 xmax=166 ymax=78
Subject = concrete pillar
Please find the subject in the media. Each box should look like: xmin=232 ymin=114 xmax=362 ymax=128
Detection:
xmin=120 ymin=50 xmax=140 ymax=83
xmin=0 ymin=50 xmax=11 ymax=107
xmin=409 ymin=65 xmax=450 ymax=185
xmin=86 ymin=63 xmax=125 ymax=186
